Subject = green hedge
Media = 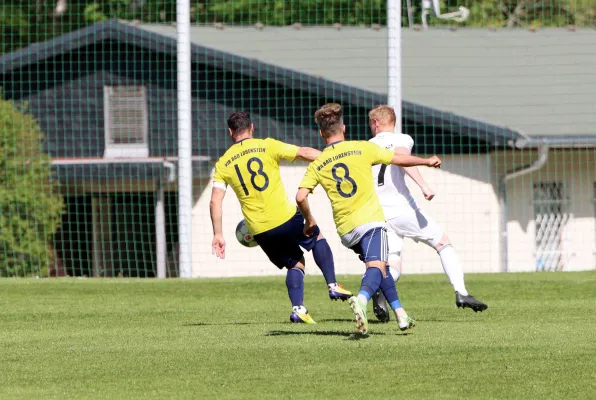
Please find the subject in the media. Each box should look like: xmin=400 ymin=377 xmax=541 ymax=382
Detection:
xmin=0 ymin=97 xmax=64 ymax=277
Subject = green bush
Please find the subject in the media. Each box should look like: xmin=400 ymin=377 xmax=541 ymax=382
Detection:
xmin=0 ymin=97 xmax=64 ymax=277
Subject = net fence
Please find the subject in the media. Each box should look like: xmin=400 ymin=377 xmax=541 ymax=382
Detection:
xmin=0 ymin=0 xmax=594 ymax=277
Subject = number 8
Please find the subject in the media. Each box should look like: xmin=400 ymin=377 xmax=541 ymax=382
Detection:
xmin=332 ymin=163 xmax=357 ymax=198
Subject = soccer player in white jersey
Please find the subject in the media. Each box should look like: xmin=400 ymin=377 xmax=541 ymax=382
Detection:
xmin=367 ymin=105 xmax=488 ymax=322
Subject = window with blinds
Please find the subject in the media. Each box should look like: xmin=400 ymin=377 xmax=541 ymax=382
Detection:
xmin=104 ymin=86 xmax=148 ymax=157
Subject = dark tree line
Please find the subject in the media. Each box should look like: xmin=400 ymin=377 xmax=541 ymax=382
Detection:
xmin=1 ymin=0 xmax=594 ymax=55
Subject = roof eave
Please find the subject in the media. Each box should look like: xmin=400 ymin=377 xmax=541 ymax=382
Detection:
xmin=0 ymin=19 xmax=525 ymax=147
xmin=515 ymin=136 xmax=596 ymax=149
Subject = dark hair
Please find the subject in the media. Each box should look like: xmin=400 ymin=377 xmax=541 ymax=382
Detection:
xmin=227 ymin=111 xmax=252 ymax=135
xmin=314 ymin=103 xmax=344 ymax=137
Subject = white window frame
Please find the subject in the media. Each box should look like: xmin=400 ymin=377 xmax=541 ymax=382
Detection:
xmin=533 ymin=181 xmax=570 ymax=271
xmin=104 ymin=85 xmax=149 ymax=158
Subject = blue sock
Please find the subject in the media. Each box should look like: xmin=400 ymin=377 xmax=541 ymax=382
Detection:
xmin=286 ymin=268 xmax=305 ymax=307
xmin=380 ymin=266 xmax=402 ymax=310
xmin=358 ymin=267 xmax=383 ymax=301
xmin=312 ymin=239 xmax=336 ymax=286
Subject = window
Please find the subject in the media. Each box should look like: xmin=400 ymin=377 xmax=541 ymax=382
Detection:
xmin=104 ymin=86 xmax=149 ymax=157
xmin=533 ymin=181 xmax=570 ymax=271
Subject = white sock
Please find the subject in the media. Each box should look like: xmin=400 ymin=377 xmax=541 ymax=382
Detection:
xmin=328 ymin=283 xmax=338 ymax=290
xmin=357 ymin=293 xmax=368 ymax=305
xmin=292 ymin=305 xmax=307 ymax=314
xmin=438 ymin=245 xmax=468 ymax=296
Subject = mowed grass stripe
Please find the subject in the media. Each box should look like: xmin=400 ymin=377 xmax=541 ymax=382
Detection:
xmin=1 ymin=272 xmax=595 ymax=399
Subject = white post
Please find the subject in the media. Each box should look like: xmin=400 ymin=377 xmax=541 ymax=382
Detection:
xmin=155 ymin=179 xmax=166 ymax=278
xmin=91 ymin=196 xmax=112 ymax=277
xmin=91 ymin=197 xmax=102 ymax=278
xmin=177 ymin=0 xmax=193 ymax=278
xmin=387 ymin=0 xmax=402 ymax=134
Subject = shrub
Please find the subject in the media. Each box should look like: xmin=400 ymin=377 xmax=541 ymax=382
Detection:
xmin=0 ymin=97 xmax=64 ymax=276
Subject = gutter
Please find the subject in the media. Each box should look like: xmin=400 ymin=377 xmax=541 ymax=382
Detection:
xmin=51 ymin=156 xmax=211 ymax=184
xmin=515 ymin=137 xmax=596 ymax=149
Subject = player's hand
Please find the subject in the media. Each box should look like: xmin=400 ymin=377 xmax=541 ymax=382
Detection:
xmin=426 ymin=156 xmax=442 ymax=168
xmin=421 ymin=185 xmax=435 ymax=201
xmin=303 ymin=219 xmax=318 ymax=237
xmin=212 ymin=234 xmax=226 ymax=259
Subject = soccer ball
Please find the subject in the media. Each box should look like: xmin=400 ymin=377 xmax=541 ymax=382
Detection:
xmin=235 ymin=219 xmax=258 ymax=248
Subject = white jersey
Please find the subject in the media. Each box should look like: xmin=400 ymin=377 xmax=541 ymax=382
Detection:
xmin=369 ymin=131 xmax=419 ymax=220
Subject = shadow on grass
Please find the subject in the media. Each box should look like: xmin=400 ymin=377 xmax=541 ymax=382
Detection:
xmin=184 ymin=322 xmax=260 ymax=326
xmin=266 ymin=330 xmax=384 ymax=340
xmin=318 ymin=318 xmax=391 ymax=325
xmin=414 ymin=317 xmax=479 ymax=323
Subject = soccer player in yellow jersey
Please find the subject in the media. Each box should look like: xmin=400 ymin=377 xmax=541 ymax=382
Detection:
xmin=210 ymin=111 xmax=353 ymax=324
xmin=296 ymin=104 xmax=442 ymax=334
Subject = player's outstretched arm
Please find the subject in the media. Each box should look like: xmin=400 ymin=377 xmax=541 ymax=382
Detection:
xmin=394 ymin=147 xmax=435 ymax=200
xmin=391 ymin=153 xmax=442 ymax=168
xmin=295 ymin=147 xmax=321 ymax=162
xmin=405 ymin=166 xmax=435 ymax=200
xmin=209 ymin=187 xmax=227 ymax=259
xmin=296 ymin=188 xmax=318 ymax=237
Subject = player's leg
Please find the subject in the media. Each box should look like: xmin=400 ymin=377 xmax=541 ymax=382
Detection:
xmin=372 ymin=229 xmax=404 ymax=322
xmin=286 ymin=258 xmax=316 ymax=324
xmin=313 ymin=233 xmax=352 ymax=300
xmin=390 ymin=209 xmax=488 ymax=312
xmin=254 ymin=224 xmax=316 ymax=324
xmin=376 ymin=228 xmax=415 ymax=330
xmin=349 ymin=260 xmax=384 ymax=335
xmin=416 ymin=210 xmax=487 ymax=311
xmin=294 ymin=211 xmax=352 ymax=301
xmin=433 ymin=235 xmax=487 ymax=312
xmin=347 ymin=227 xmax=409 ymax=334
xmin=378 ymin=262 xmax=415 ymax=331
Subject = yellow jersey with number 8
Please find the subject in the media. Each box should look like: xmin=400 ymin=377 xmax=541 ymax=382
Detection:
xmin=299 ymin=140 xmax=394 ymax=236
xmin=213 ymin=138 xmax=299 ymax=235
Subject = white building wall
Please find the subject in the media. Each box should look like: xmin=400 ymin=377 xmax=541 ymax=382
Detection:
xmin=191 ymin=154 xmax=502 ymax=277
xmin=399 ymin=154 xmax=501 ymax=275
xmin=190 ymin=150 xmax=596 ymax=277
xmin=499 ymin=150 xmax=596 ymax=272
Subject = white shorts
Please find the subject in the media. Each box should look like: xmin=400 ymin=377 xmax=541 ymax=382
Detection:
xmin=386 ymin=229 xmax=404 ymax=263
xmin=386 ymin=208 xmax=444 ymax=255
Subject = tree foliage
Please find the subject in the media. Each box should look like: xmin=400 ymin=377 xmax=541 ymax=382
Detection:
xmin=0 ymin=0 xmax=594 ymax=55
xmin=0 ymin=96 xmax=64 ymax=276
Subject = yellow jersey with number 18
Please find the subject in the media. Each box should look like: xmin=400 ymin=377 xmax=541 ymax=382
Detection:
xmin=213 ymin=138 xmax=299 ymax=235
xmin=299 ymin=140 xmax=394 ymax=236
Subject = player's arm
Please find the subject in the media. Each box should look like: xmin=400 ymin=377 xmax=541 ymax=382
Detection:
xmin=395 ymin=147 xmax=435 ymax=201
xmin=295 ymin=147 xmax=321 ymax=162
xmin=296 ymin=188 xmax=317 ymax=236
xmin=391 ymin=152 xmax=441 ymax=168
xmin=296 ymin=166 xmax=319 ymax=237
xmin=210 ymin=167 xmax=227 ymax=259
xmin=268 ymin=138 xmax=320 ymax=163
xmin=367 ymin=141 xmax=441 ymax=169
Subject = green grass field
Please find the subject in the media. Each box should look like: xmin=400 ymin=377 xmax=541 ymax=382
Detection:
xmin=1 ymin=272 xmax=596 ymax=399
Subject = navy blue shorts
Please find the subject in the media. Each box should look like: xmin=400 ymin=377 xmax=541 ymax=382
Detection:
xmin=350 ymin=227 xmax=388 ymax=263
xmin=253 ymin=209 xmax=320 ymax=269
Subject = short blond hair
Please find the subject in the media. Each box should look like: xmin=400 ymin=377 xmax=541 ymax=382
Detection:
xmin=368 ymin=105 xmax=396 ymax=125
xmin=314 ymin=103 xmax=344 ymax=137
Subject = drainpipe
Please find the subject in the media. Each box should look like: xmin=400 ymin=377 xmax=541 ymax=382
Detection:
xmin=162 ymin=161 xmax=176 ymax=183
xmin=499 ymin=144 xmax=549 ymax=272
xmin=156 ymin=161 xmax=177 ymax=279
